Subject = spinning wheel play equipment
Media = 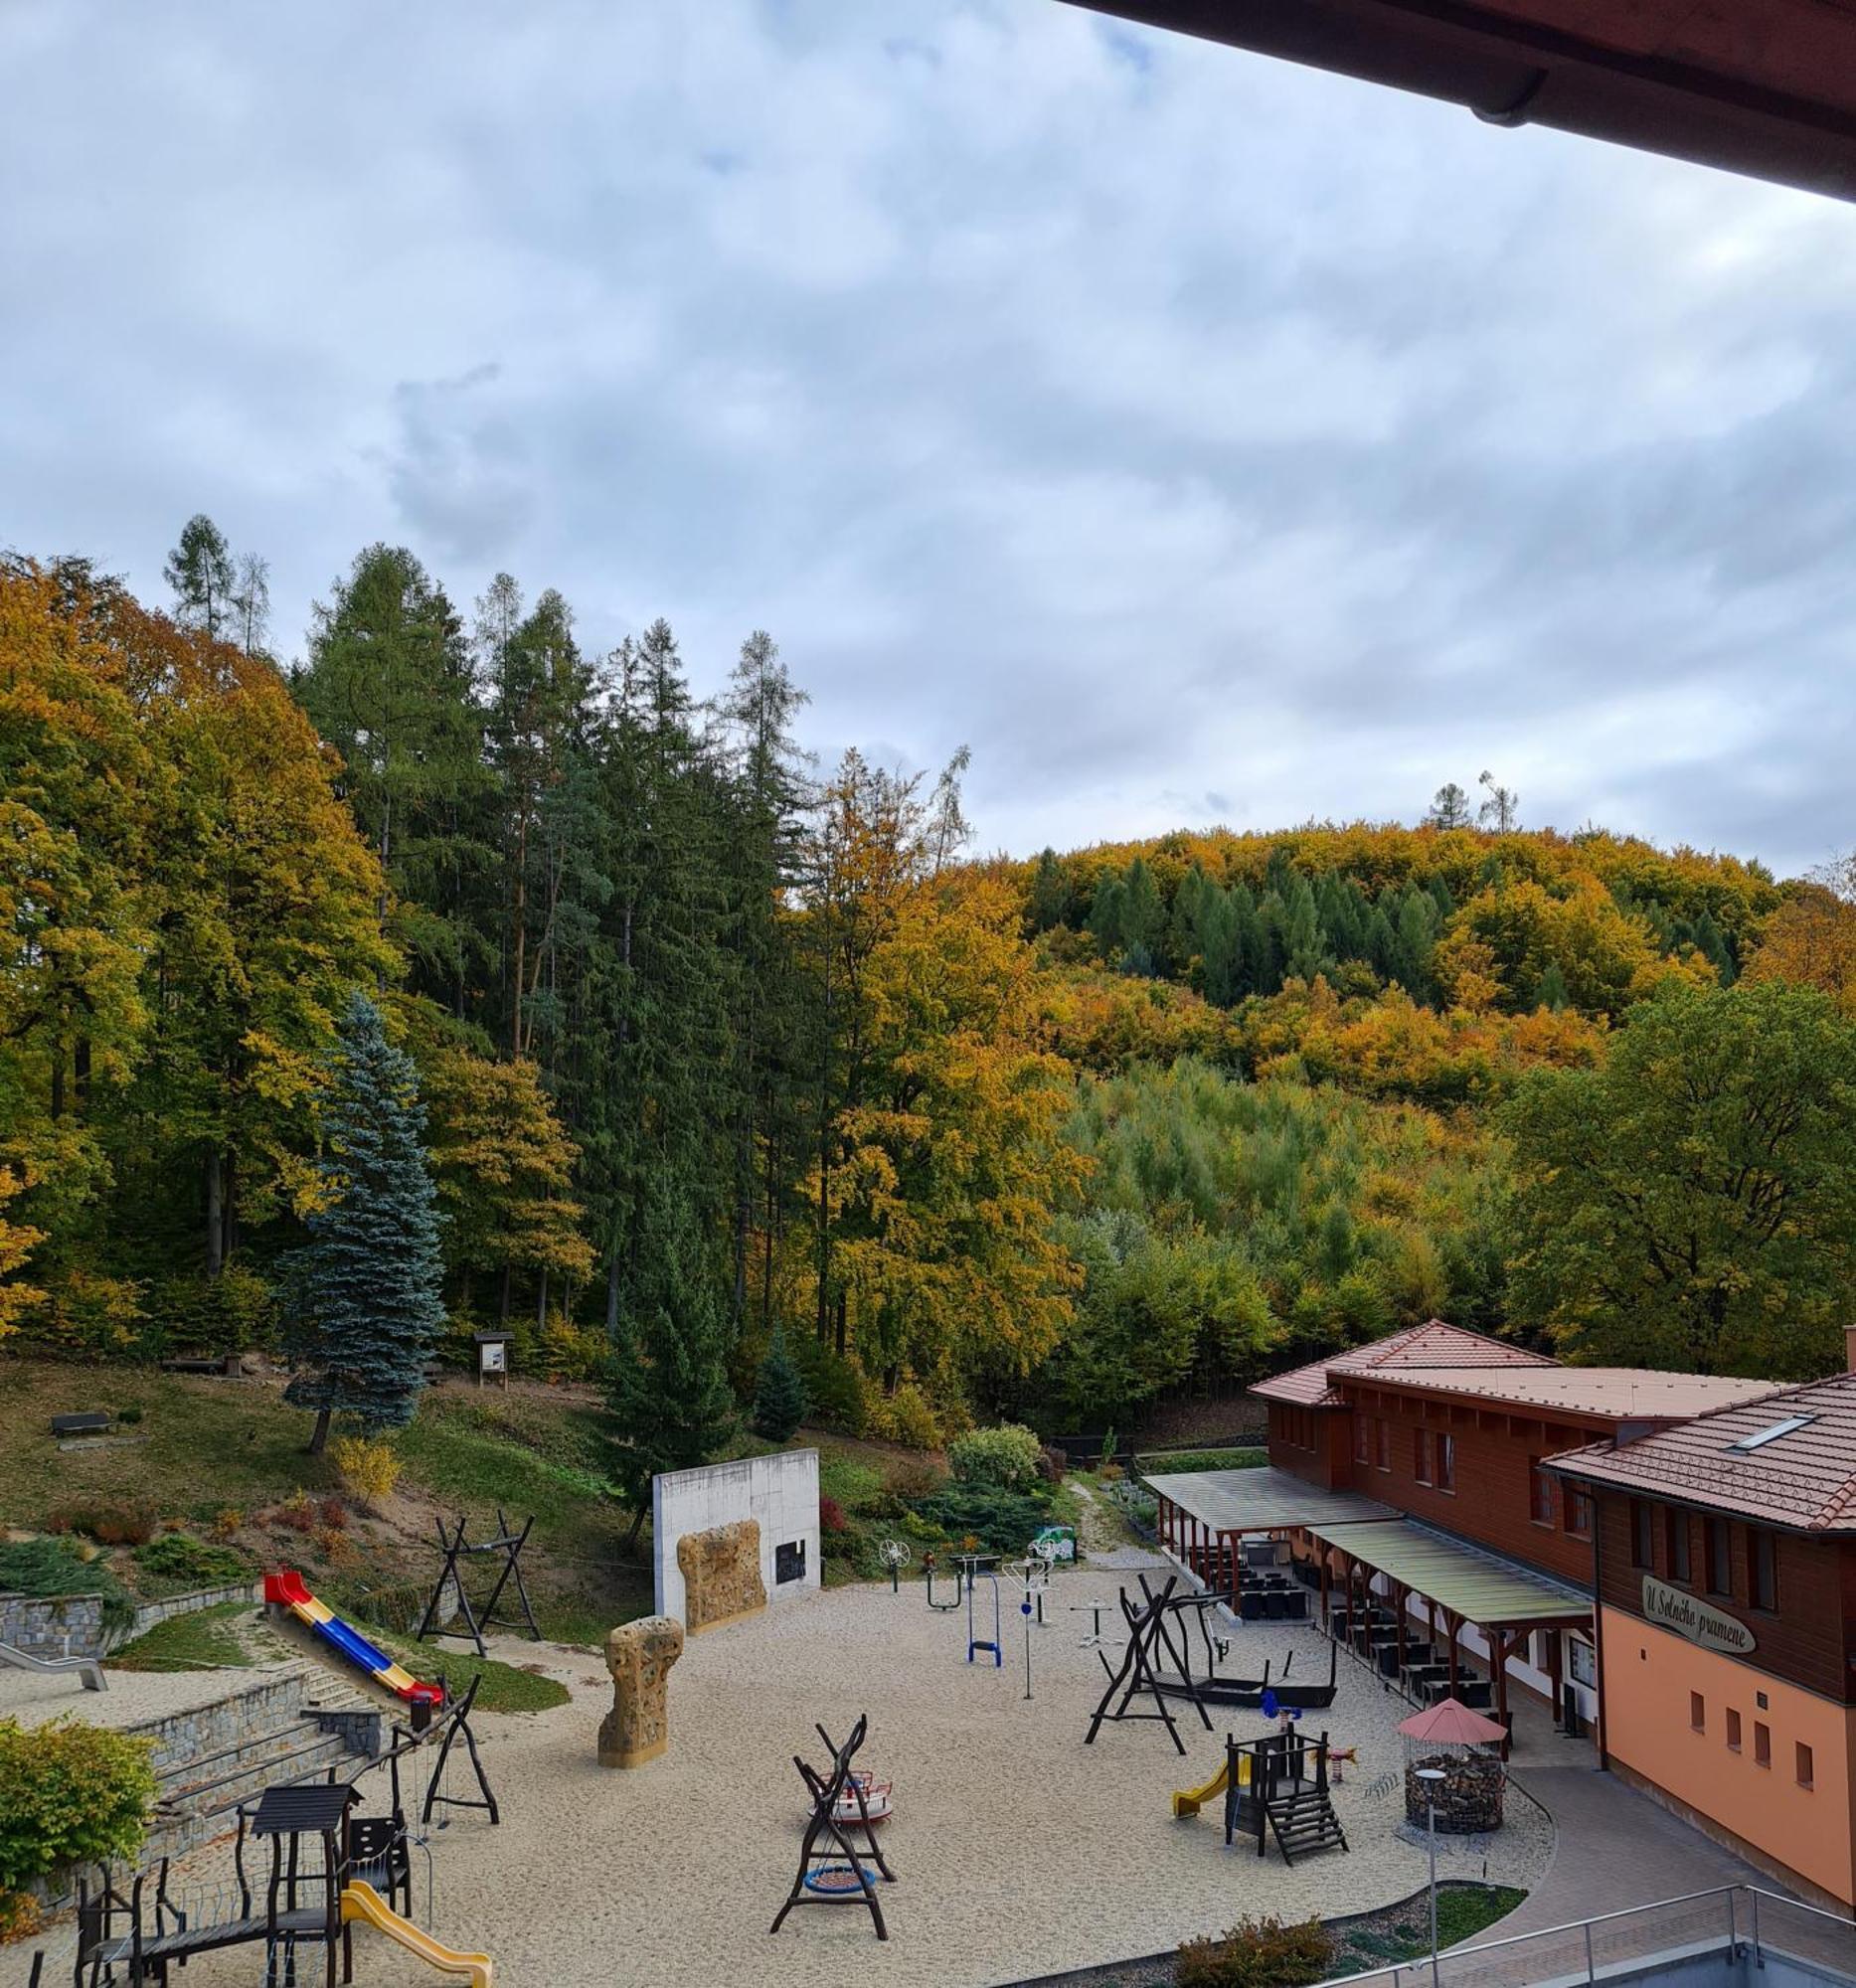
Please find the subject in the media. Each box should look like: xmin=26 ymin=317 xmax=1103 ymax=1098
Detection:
xmin=877 ymin=1540 xmax=911 ymax=1594
xmin=770 ymin=1715 xmax=897 ymax=1942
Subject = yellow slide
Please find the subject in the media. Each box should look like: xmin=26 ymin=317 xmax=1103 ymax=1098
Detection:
xmin=341 ymin=1882 xmax=494 ymax=1987
xmin=1173 ymin=1751 xmax=1248 ymax=1819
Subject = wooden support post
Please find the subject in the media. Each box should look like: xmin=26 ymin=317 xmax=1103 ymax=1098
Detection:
xmin=1318 ymin=1550 xmax=1330 ymax=1628
xmin=1445 ymin=1610 xmax=1461 ymax=1699
xmin=1547 ymin=1626 xmax=1564 ymax=1731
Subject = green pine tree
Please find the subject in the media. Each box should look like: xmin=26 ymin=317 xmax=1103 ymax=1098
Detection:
xmin=283 ymin=992 xmax=446 ymax=1453
xmin=607 ymin=1180 xmax=737 ymax=1536
xmin=753 ymin=1327 xmax=809 ymax=1442
xmin=1536 ymin=961 xmax=1571 ymax=1012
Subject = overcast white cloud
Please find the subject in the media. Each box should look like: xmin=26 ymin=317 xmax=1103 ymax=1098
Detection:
xmin=3 ymin=0 xmax=1852 ymax=876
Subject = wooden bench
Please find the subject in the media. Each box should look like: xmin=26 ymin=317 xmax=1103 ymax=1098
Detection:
xmin=50 ymin=1411 xmax=111 ymax=1437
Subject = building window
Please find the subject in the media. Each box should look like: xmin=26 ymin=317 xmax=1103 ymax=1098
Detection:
xmin=1752 ymin=1530 xmax=1777 ymax=1612
xmin=1434 ymin=1432 xmax=1455 ymax=1493
xmin=1690 ymin=1692 xmax=1705 ymax=1733
xmin=1631 ymin=1500 xmax=1654 ymax=1570
xmin=1565 ymin=1485 xmax=1593 ymax=1540
xmin=1754 ymin=1722 xmax=1771 ymax=1768
xmin=1530 ymin=1460 xmax=1555 ymax=1526
xmin=1666 ymin=1508 xmax=1691 ymax=1583
xmin=1415 ymin=1430 xmax=1432 ymax=1484
xmin=1706 ymin=1515 xmax=1733 ymax=1597
xmin=1354 ymin=1415 xmax=1369 ymax=1465
xmin=1797 ymin=1742 xmax=1814 ymax=1790
xmin=1376 ymin=1418 xmax=1390 ymax=1471
xmin=1726 ymin=1709 xmax=1742 ymax=1751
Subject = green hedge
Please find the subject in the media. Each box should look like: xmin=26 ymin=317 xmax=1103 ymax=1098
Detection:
xmin=1135 ymin=1446 xmax=1266 ymax=1475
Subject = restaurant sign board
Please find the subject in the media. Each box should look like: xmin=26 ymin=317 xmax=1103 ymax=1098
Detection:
xmin=1641 ymin=1575 xmax=1757 ymax=1655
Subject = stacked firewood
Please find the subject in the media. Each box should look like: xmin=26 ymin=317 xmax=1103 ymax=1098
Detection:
xmin=1404 ymin=1748 xmax=1505 ymax=1832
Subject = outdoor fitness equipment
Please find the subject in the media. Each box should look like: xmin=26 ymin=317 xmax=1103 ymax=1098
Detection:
xmin=415 ymin=1509 xmax=542 ymax=1659
xmin=770 ymin=1715 xmax=897 ymax=1943
xmin=923 ymin=1552 xmax=962 ymax=1612
xmin=877 ymin=1540 xmax=911 ymax=1594
xmin=992 ymin=1544 xmax=1059 ymax=1701
xmin=964 ymin=1553 xmax=1002 ymax=1667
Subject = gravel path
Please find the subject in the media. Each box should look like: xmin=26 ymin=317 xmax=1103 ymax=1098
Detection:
xmin=4 ymin=1565 xmax=1555 ymax=1988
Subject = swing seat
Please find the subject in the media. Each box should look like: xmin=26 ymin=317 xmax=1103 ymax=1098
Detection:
xmin=803 ymin=1863 xmax=875 ymax=1898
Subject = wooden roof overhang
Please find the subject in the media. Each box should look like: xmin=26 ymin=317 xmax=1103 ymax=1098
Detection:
xmin=1060 ymin=0 xmax=1856 ymax=203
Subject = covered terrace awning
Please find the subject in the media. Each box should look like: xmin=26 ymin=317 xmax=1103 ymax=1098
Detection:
xmin=1146 ymin=1466 xmax=1394 ymax=1593
xmin=1147 ymin=1465 xmax=1395 ymax=1537
xmin=1304 ymin=1518 xmax=1591 ymax=1751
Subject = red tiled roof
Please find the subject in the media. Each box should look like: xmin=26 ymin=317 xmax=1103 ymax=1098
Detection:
xmin=1367 ymin=1368 xmax=1783 ymax=1423
xmin=1251 ymin=1320 xmax=1556 ymax=1408
xmin=1548 ymin=1373 xmax=1856 ymax=1532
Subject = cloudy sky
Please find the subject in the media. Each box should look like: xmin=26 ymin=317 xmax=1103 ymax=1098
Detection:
xmin=4 ymin=2 xmax=1853 ymax=878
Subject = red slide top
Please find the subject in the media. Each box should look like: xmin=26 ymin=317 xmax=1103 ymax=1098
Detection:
xmin=263 ymin=1569 xmax=313 ymax=1607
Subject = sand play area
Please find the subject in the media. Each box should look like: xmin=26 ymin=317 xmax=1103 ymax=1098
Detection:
xmin=4 ymin=1552 xmax=1555 ymax=1988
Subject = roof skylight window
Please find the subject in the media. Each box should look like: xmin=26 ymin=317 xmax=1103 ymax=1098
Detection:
xmin=1730 ymin=1413 xmax=1816 ymax=1453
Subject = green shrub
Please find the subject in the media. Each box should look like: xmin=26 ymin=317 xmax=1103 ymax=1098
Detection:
xmin=1177 ymin=1914 xmax=1334 ymax=1988
xmin=0 ymin=1717 xmax=156 ymax=1914
xmin=0 ymin=1537 xmax=133 ymax=1633
xmin=145 ymin=1266 xmax=278 ymax=1356
xmin=787 ymin=1335 xmax=867 ymax=1434
xmin=131 ymin=1532 xmax=253 ymax=1594
xmin=752 ymin=1333 xmax=809 ymax=1442
xmin=914 ymin=1484 xmax=1051 ymax=1557
xmin=946 ymin=1422 xmax=1044 ymax=1492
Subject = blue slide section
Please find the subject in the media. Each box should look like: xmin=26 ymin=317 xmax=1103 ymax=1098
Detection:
xmin=312 ymin=1611 xmax=393 ymax=1677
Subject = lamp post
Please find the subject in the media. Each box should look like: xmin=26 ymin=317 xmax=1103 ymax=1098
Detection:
xmin=1416 ymin=1764 xmax=1445 ymax=1988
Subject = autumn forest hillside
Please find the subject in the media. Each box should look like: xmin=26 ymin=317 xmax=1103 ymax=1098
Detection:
xmin=3 ymin=529 xmax=1853 ymax=1477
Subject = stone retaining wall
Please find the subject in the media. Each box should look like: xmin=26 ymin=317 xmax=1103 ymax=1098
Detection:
xmin=128 ymin=1669 xmax=311 ymax=1780
xmin=1 ymin=1578 xmax=261 ymax=1658
xmin=0 ymin=1589 xmax=105 ymax=1657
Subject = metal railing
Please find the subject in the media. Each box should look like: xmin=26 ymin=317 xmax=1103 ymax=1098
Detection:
xmin=1316 ymin=1884 xmax=1856 ymax=1988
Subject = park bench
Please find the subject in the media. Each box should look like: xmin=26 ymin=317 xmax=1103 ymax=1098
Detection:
xmin=49 ymin=1410 xmax=111 ymax=1437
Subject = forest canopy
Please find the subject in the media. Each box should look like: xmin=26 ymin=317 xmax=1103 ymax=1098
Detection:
xmin=3 ymin=534 xmax=1851 ymax=1455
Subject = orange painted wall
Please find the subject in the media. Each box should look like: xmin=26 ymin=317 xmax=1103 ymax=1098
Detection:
xmin=1601 ymin=1605 xmax=1856 ymax=1906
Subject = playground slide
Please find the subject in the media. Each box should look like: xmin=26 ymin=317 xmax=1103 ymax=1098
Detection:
xmin=263 ymin=1570 xmax=444 ymax=1707
xmin=1172 ymin=1752 xmax=1248 ymax=1819
xmin=341 ymin=1882 xmax=494 ymax=1987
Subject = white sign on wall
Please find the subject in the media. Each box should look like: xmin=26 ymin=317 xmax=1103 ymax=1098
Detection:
xmin=1641 ymin=1575 xmax=1758 ymax=1655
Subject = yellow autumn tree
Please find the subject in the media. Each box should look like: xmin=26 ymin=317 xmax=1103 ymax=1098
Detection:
xmin=413 ymin=1013 xmax=595 ymax=1319
xmin=825 ymin=871 xmax=1085 ymax=1403
xmin=0 ymin=1166 xmax=46 ymax=1339
xmin=1744 ymin=865 xmax=1856 ymax=1015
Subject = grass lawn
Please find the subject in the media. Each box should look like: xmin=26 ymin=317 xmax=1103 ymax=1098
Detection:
xmin=0 ymin=1361 xmax=653 ymax=1642
xmin=367 ymin=1627 xmax=571 ymax=1715
xmin=1331 ymin=1883 xmax=1528 ymax=1973
xmin=107 ymin=1599 xmax=255 ymax=1672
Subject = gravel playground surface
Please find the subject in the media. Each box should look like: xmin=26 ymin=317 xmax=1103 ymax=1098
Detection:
xmin=4 ymin=1559 xmax=1553 ymax=1988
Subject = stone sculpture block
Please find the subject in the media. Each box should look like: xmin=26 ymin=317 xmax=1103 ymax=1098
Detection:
xmin=598 ymin=1613 xmax=684 ymax=1768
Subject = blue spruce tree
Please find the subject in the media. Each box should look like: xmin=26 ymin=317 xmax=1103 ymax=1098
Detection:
xmin=285 ymin=992 xmax=446 ymax=1454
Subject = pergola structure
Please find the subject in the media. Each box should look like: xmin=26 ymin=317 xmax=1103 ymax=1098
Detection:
xmin=1147 ymin=1466 xmax=1393 ymax=1593
xmin=1305 ymin=1518 xmax=1591 ymax=1755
